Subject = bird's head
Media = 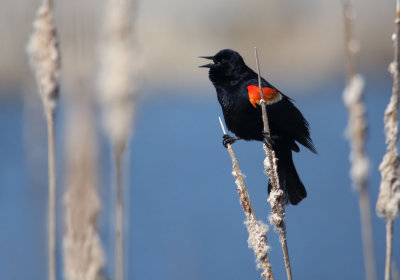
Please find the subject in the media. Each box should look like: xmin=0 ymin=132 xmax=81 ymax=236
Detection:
xmin=200 ymin=49 xmax=247 ymax=84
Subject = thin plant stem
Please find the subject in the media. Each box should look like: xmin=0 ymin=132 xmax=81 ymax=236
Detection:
xmin=254 ymin=47 xmax=292 ymax=280
xmin=219 ymin=117 xmax=274 ymax=280
xmin=342 ymin=0 xmax=356 ymax=81
xmin=97 ymin=0 xmax=137 ymax=278
xmin=254 ymin=48 xmax=272 ymax=141
xmin=377 ymin=2 xmax=400 ymax=280
xmin=341 ymin=2 xmax=377 ymax=280
xmin=359 ymin=189 xmax=376 ymax=280
xmin=385 ymin=220 xmax=393 ymax=280
xmin=26 ymin=0 xmax=60 ymax=278
xmin=115 ymin=151 xmax=123 ymax=280
xmin=46 ymin=110 xmax=56 ymax=280
xmin=385 ymin=6 xmax=400 ymax=280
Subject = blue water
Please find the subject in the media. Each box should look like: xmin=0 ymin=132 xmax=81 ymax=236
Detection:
xmin=0 ymin=79 xmax=399 ymax=279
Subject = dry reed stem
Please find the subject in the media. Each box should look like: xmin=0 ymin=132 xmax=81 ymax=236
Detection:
xmin=63 ymin=108 xmax=105 ymax=280
xmin=358 ymin=187 xmax=376 ymax=280
xmin=47 ymin=111 xmax=56 ymax=280
xmin=26 ymin=1 xmax=60 ymax=279
xmin=377 ymin=2 xmax=400 ymax=280
xmin=341 ymin=2 xmax=376 ymax=280
xmin=115 ymin=152 xmax=123 ymax=280
xmin=219 ymin=118 xmax=274 ymax=280
xmin=254 ymin=47 xmax=292 ymax=280
xmin=384 ymin=220 xmax=394 ymax=280
xmin=377 ymin=2 xmax=400 ymax=220
xmin=98 ymin=0 xmax=137 ymax=279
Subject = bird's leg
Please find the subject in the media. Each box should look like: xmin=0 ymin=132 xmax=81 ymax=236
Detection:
xmin=222 ymin=134 xmax=240 ymax=148
xmin=262 ymin=131 xmax=279 ymax=148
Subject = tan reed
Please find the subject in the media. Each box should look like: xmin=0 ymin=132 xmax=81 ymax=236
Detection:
xmin=98 ymin=0 xmax=138 ymax=279
xmin=341 ymin=2 xmax=376 ymax=280
xmin=26 ymin=0 xmax=60 ymax=279
xmin=63 ymin=105 xmax=106 ymax=280
xmin=254 ymin=47 xmax=292 ymax=280
xmin=377 ymin=2 xmax=400 ymax=280
xmin=219 ymin=117 xmax=274 ymax=280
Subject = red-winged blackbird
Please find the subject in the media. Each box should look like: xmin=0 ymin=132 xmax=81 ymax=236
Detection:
xmin=200 ymin=49 xmax=316 ymax=205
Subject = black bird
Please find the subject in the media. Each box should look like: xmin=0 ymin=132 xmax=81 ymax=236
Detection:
xmin=200 ymin=49 xmax=316 ymax=205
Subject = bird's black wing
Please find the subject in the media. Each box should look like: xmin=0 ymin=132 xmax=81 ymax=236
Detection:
xmin=268 ymin=95 xmax=317 ymax=154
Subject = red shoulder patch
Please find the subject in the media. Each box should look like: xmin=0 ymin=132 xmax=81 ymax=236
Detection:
xmin=247 ymin=85 xmax=277 ymax=108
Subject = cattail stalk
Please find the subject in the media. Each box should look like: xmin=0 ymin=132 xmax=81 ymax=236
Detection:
xmin=98 ymin=0 xmax=137 ymax=279
xmin=47 ymin=110 xmax=56 ymax=280
xmin=26 ymin=0 xmax=60 ymax=279
xmin=115 ymin=151 xmax=124 ymax=280
xmin=341 ymin=2 xmax=376 ymax=280
xmin=377 ymin=2 xmax=400 ymax=280
xmin=61 ymin=2 xmax=107 ymax=276
xmin=63 ymin=107 xmax=106 ymax=280
xmin=219 ymin=117 xmax=273 ymax=280
xmin=254 ymin=47 xmax=292 ymax=280
xmin=376 ymin=2 xmax=400 ymax=280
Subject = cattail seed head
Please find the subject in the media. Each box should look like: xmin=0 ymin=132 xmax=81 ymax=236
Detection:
xmin=27 ymin=4 xmax=60 ymax=115
xmin=98 ymin=0 xmax=137 ymax=156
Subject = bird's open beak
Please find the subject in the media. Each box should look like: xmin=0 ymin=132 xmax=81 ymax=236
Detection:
xmin=199 ymin=56 xmax=215 ymax=68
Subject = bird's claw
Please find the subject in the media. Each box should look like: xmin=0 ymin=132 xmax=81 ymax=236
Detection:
xmin=223 ymin=134 xmax=238 ymax=148
xmin=262 ymin=131 xmax=278 ymax=148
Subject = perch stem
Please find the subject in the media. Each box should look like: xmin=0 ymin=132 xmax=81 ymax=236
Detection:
xmin=219 ymin=117 xmax=274 ymax=280
xmin=46 ymin=110 xmax=56 ymax=280
xmin=383 ymin=1 xmax=400 ymax=279
xmin=385 ymin=220 xmax=393 ymax=280
xmin=115 ymin=151 xmax=123 ymax=280
xmin=254 ymin=47 xmax=292 ymax=280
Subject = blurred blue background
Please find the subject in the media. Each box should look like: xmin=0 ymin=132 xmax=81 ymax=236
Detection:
xmin=1 ymin=0 xmax=400 ymax=279
xmin=2 ymin=79 xmax=400 ymax=279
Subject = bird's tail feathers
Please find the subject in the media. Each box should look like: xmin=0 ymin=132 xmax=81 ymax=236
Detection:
xmin=267 ymin=154 xmax=307 ymax=205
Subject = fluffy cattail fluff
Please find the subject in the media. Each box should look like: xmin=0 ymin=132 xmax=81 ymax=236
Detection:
xmin=26 ymin=3 xmax=60 ymax=116
xmin=98 ymin=1 xmax=137 ymax=280
xmin=377 ymin=62 xmax=400 ymax=220
xmin=63 ymin=108 xmax=105 ymax=280
xmin=341 ymin=3 xmax=377 ymax=280
xmin=343 ymin=75 xmax=369 ymax=190
xmin=245 ymin=219 xmax=271 ymax=279
xmin=219 ymin=118 xmax=274 ymax=280
xmin=377 ymin=0 xmax=400 ymax=221
xmin=98 ymin=0 xmax=137 ymax=155
xmin=377 ymin=3 xmax=400 ymax=280
xmin=342 ymin=70 xmax=377 ymax=280
xmin=263 ymin=135 xmax=291 ymax=280
xmin=263 ymin=145 xmax=286 ymax=239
